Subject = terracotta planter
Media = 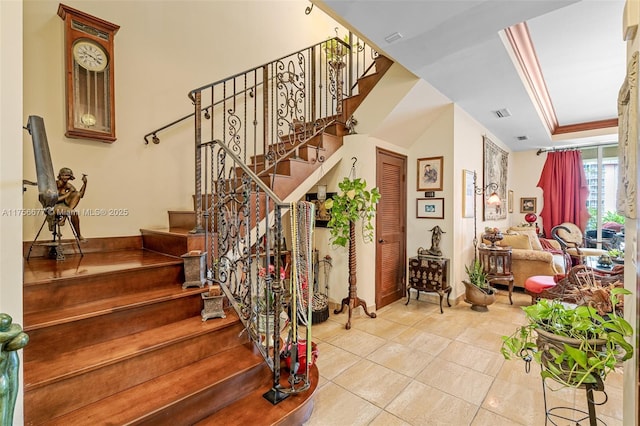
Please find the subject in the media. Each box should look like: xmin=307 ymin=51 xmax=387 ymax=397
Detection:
xmin=535 ymin=327 xmax=606 ymax=390
xmin=462 ymin=280 xmax=496 ymax=311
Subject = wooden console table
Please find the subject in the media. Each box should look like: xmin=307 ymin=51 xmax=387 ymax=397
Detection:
xmin=478 ymin=246 xmax=514 ymax=304
xmin=406 ymin=255 xmax=451 ymax=313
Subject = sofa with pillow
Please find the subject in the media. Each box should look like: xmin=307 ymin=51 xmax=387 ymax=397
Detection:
xmin=483 ymin=226 xmax=566 ymax=288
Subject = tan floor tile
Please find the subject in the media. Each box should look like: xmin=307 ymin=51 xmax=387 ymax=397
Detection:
xmin=333 ymin=359 xmax=412 ymax=408
xmin=440 ymin=340 xmax=505 ymax=376
xmin=314 ymin=341 xmax=361 ymax=380
xmin=495 ymin=356 xmax=542 ymax=387
xmin=311 ymin=316 xmax=350 ymax=341
xmin=470 ymin=408 xmax=526 ymax=425
xmin=324 ymin=328 xmax=386 ymax=357
xmin=482 ymin=377 xmax=565 ymax=425
xmin=351 ymin=316 xmax=409 ymax=340
xmin=391 ymin=327 xmax=452 ymax=356
xmin=376 ymin=302 xmax=434 ymax=326
xmin=368 ymin=410 xmax=411 ymax=426
xmin=367 ymin=342 xmax=434 ymax=377
xmin=386 ymin=381 xmax=479 ymax=425
xmin=303 ymin=382 xmax=381 ymax=426
xmin=412 ymin=314 xmax=468 ymax=339
xmin=455 ymin=326 xmax=504 ymax=352
xmin=415 ymin=357 xmax=494 ymax=405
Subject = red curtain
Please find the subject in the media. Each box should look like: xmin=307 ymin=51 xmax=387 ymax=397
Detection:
xmin=537 ymin=150 xmax=590 ymax=237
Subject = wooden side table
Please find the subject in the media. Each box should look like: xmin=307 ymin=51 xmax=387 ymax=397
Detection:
xmin=478 ymin=246 xmax=514 ymax=304
xmin=406 ymin=255 xmax=451 ymax=313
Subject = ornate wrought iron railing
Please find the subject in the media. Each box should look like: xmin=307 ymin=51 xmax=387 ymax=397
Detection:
xmin=173 ymin=34 xmax=377 ymax=402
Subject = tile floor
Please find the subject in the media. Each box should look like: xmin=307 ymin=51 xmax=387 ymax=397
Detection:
xmin=303 ymin=288 xmax=624 ymax=425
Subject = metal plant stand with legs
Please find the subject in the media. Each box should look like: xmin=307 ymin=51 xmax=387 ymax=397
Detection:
xmin=541 ymin=373 xmax=607 ymax=426
xmin=334 ymin=221 xmax=376 ymax=329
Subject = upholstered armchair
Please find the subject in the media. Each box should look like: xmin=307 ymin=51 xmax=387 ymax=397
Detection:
xmin=551 ymin=222 xmax=607 ymax=264
xmin=484 ymin=227 xmax=565 ymax=288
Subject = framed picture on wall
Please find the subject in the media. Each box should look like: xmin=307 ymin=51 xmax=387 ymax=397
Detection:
xmin=417 ymin=156 xmax=443 ymax=191
xmin=508 ymin=190 xmax=514 ymax=213
xmin=462 ymin=169 xmax=475 ymax=218
xmin=417 ymin=198 xmax=444 ymax=219
xmin=305 ymin=192 xmax=336 ymax=227
xmin=520 ymin=197 xmax=537 ymax=213
xmin=483 ymin=136 xmax=508 ymax=220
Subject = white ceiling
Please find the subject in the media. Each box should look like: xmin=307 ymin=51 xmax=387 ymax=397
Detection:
xmin=315 ymin=0 xmax=627 ymax=152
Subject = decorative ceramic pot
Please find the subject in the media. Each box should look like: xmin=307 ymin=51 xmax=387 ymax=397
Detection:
xmin=482 ymin=232 xmax=503 ymax=247
xmin=462 ymin=280 xmax=496 ymax=311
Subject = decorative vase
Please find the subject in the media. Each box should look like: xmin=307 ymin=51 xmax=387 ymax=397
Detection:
xmin=535 ymin=328 xmax=606 ymax=390
xmin=284 ymin=340 xmax=319 ymax=374
xmin=201 ymin=291 xmax=225 ymax=321
xmin=482 ymin=232 xmax=503 ymax=247
xmin=462 ymin=280 xmax=496 ymax=311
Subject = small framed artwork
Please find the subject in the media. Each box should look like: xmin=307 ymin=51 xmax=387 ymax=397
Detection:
xmin=508 ymin=190 xmax=514 ymax=213
xmin=417 ymin=198 xmax=444 ymax=219
xmin=305 ymin=192 xmax=336 ymax=227
xmin=417 ymin=156 xmax=443 ymax=191
xmin=462 ymin=169 xmax=475 ymax=218
xmin=520 ymin=197 xmax=537 ymax=213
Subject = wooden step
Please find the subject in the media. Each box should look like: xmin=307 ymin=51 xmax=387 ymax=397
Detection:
xmin=41 ymin=341 xmax=269 ymax=426
xmin=24 ymin=285 xmax=207 ymax=360
xmin=23 ymin=250 xmax=184 ymax=314
xmin=141 ymin=228 xmax=206 ymax=257
xmin=23 ymin=235 xmax=143 ymax=259
xmin=168 ymin=210 xmax=197 ymax=230
xmin=25 ymin=313 xmax=244 ymax=424
xmin=195 ymin=364 xmax=319 ymax=426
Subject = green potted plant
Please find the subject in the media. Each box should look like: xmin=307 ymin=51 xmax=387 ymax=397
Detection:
xmin=322 ymin=35 xmax=360 ymax=65
xmin=501 ymin=289 xmax=633 ymax=389
xmin=462 ymin=259 xmax=496 ymax=311
xmin=324 ymin=176 xmax=380 ymax=329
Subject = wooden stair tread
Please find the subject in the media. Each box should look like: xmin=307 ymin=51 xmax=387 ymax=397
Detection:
xmin=24 ymin=285 xmax=207 ymax=330
xmin=46 ymin=343 xmax=266 ymax=426
xmin=23 ymin=249 xmax=182 ymax=286
xmin=24 ymin=312 xmax=240 ymax=389
xmin=195 ymin=364 xmax=319 ymax=426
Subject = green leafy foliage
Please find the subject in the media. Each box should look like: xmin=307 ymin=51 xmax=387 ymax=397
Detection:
xmin=500 ymin=290 xmax=633 ymax=388
xmin=464 ymin=259 xmax=489 ymax=290
xmin=325 ymin=177 xmax=380 ymax=247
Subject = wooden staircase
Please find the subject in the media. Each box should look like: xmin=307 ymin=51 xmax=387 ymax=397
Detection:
xmin=20 ymin=54 xmax=393 ymax=425
xmin=22 ymin=235 xmax=316 ymax=425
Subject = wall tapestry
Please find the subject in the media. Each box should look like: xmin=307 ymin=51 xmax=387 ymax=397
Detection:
xmin=617 ymin=51 xmax=637 ymax=219
xmin=483 ymin=136 xmax=508 ymax=221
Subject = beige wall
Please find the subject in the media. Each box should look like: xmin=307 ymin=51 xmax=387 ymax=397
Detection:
xmin=1 ymin=0 xmax=24 ymax=423
xmin=22 ymin=0 xmax=340 ymax=240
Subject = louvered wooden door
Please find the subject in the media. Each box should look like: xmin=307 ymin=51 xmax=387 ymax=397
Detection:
xmin=375 ymin=148 xmax=407 ymax=309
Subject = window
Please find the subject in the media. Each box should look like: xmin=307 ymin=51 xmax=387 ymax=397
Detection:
xmin=581 ymin=144 xmax=624 ymax=251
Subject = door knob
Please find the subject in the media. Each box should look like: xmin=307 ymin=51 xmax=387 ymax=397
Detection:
xmin=378 ymin=239 xmax=385 ymax=243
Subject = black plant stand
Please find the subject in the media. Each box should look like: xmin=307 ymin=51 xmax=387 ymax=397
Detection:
xmin=541 ymin=375 xmax=607 ymax=425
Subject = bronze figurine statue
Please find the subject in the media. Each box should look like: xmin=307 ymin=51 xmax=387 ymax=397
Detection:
xmin=428 ymin=225 xmax=445 ymax=257
xmin=0 ymin=314 xmax=29 ymax=425
xmin=48 ymin=167 xmax=88 ymax=241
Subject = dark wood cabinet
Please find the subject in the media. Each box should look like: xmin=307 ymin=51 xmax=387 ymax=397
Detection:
xmin=478 ymin=246 xmax=514 ymax=304
xmin=406 ymin=256 xmax=451 ymax=313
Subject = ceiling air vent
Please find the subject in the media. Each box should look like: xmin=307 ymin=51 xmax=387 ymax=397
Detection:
xmin=384 ymin=32 xmax=403 ymax=43
xmin=492 ymin=108 xmax=511 ymax=118
xmin=516 ymin=135 xmax=529 ymax=141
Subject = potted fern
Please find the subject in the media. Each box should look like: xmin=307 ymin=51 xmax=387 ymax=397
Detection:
xmin=462 ymin=259 xmax=496 ymax=311
xmin=501 ymin=290 xmax=633 ymax=390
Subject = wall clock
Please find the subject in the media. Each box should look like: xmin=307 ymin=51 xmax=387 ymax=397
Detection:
xmin=58 ymin=4 xmax=120 ymax=142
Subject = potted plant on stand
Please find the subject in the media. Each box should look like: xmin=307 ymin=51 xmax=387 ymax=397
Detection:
xmin=501 ymin=290 xmax=633 ymax=423
xmin=325 ymin=176 xmax=380 ymax=329
xmin=462 ymin=259 xmax=496 ymax=311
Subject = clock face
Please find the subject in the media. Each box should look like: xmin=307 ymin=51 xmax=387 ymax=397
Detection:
xmin=72 ymin=40 xmax=108 ymax=72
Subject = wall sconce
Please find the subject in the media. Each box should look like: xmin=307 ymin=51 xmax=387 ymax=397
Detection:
xmin=317 ymin=184 xmax=327 ymax=202
xmin=472 ymin=171 xmax=500 ymax=255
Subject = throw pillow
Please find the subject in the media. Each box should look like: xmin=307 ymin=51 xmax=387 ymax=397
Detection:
xmin=497 ymin=234 xmax=532 ymax=250
xmin=509 ymin=227 xmax=543 ymax=251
